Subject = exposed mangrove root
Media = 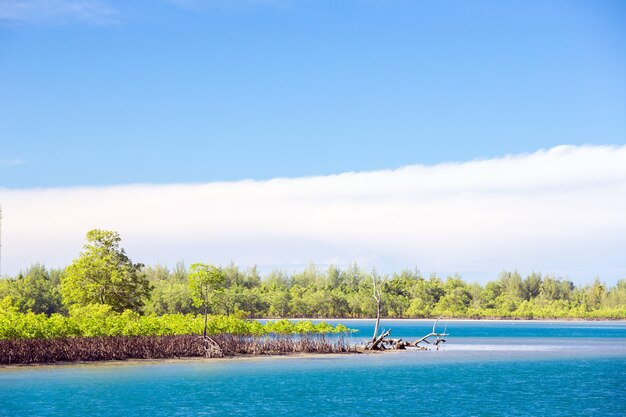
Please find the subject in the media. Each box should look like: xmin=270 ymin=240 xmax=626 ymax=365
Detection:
xmin=200 ymin=335 xmax=224 ymax=358
xmin=0 ymin=334 xmax=356 ymax=365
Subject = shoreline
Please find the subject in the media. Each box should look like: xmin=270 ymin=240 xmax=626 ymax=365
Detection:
xmin=0 ymin=350 xmax=369 ymax=370
xmin=3 ymin=319 xmax=625 ymax=368
xmin=0 ymin=334 xmax=355 ymax=367
xmin=257 ymin=317 xmax=626 ymax=322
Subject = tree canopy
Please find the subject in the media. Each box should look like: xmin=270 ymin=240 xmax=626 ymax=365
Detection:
xmin=0 ymin=264 xmax=63 ymax=315
xmin=188 ymin=262 xmax=225 ymax=337
xmin=60 ymin=229 xmax=152 ymax=312
xmin=1 ymin=230 xmax=625 ymax=319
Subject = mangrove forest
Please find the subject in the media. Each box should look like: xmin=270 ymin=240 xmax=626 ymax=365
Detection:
xmin=1 ymin=230 xmax=625 ymax=321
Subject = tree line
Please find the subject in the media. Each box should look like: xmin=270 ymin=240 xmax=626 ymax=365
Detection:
xmin=1 ymin=230 xmax=625 ymax=319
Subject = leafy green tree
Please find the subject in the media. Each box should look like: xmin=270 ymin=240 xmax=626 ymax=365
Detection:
xmin=432 ymin=275 xmax=472 ymax=317
xmin=341 ymin=262 xmax=365 ymax=291
xmin=219 ymin=285 xmax=264 ymax=316
xmin=586 ymin=277 xmax=606 ymax=309
xmin=143 ymin=263 xmax=170 ymax=283
xmin=242 ymin=265 xmax=262 ymax=289
xmin=188 ymin=263 xmax=225 ymax=338
xmin=328 ymin=288 xmax=350 ymax=317
xmin=291 ymin=263 xmax=321 ymax=288
xmin=222 ymin=262 xmax=243 ymax=287
xmin=522 ymin=272 xmax=542 ymax=301
xmin=144 ymin=280 xmax=195 ymax=315
xmin=265 ymin=285 xmax=290 ymax=317
xmin=61 ymin=229 xmax=151 ymax=312
xmin=289 ymin=285 xmax=311 ymax=317
xmin=498 ymin=271 xmax=523 ymax=300
xmin=345 ymin=289 xmax=373 ymax=317
xmin=479 ymin=281 xmax=503 ymax=309
xmin=540 ymin=276 xmax=573 ymax=301
xmin=263 ymin=270 xmax=291 ymax=317
xmin=170 ymin=261 xmax=188 ymax=283
xmin=6 ymin=264 xmax=63 ymax=314
xmin=606 ymin=279 xmax=626 ymax=307
xmin=5 ymin=254 xmax=626 ymax=321
xmin=405 ymin=275 xmax=445 ymax=317
xmin=325 ymin=265 xmax=344 ymax=290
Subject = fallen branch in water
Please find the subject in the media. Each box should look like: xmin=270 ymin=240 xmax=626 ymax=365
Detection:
xmin=364 ymin=318 xmax=448 ymax=351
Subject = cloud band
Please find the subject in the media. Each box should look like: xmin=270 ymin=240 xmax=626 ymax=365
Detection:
xmin=1 ymin=145 xmax=625 ymax=283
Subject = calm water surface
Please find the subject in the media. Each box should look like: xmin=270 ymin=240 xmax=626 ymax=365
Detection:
xmin=1 ymin=320 xmax=625 ymax=416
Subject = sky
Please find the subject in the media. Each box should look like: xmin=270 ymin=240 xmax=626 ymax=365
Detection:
xmin=1 ymin=0 xmax=625 ymax=283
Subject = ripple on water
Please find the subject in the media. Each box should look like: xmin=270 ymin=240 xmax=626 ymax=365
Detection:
xmin=1 ymin=321 xmax=626 ymax=416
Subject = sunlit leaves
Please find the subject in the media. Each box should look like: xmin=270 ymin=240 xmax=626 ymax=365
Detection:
xmin=0 ymin=305 xmax=354 ymax=340
xmin=60 ymin=230 xmax=151 ymax=312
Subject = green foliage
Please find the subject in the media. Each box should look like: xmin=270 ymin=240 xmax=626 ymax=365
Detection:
xmin=144 ymin=280 xmax=196 ymax=315
xmin=0 ymin=264 xmax=63 ymax=314
xmin=0 ymin=303 xmax=353 ymax=340
xmin=143 ymin=263 xmax=195 ymax=315
xmin=2 ymin=235 xmax=626 ymax=321
xmin=188 ymin=263 xmax=226 ymax=311
xmin=60 ymin=230 xmax=152 ymax=312
xmin=187 ymin=263 xmax=226 ymax=338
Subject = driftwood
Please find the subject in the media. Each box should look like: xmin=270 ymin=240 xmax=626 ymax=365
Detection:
xmin=365 ymin=318 xmax=449 ymax=351
xmin=369 ymin=329 xmax=391 ymax=350
xmin=365 ymin=272 xmax=448 ymax=351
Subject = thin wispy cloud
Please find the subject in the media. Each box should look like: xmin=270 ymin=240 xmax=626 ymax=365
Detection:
xmin=163 ymin=0 xmax=285 ymax=11
xmin=0 ymin=158 xmax=25 ymax=166
xmin=1 ymin=145 xmax=625 ymax=283
xmin=0 ymin=0 xmax=119 ymax=25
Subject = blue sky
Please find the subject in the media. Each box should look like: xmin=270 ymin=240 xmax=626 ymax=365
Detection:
xmin=1 ymin=1 xmax=626 ymax=283
xmin=1 ymin=0 xmax=625 ymax=187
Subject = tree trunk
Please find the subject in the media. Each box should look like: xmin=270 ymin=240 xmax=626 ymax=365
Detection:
xmin=372 ymin=297 xmax=381 ymax=342
xmin=203 ymin=305 xmax=208 ymax=339
xmin=370 ymin=329 xmax=391 ymax=350
xmin=372 ymin=276 xmax=382 ymax=342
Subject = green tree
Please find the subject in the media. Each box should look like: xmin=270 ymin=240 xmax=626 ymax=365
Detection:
xmin=586 ymin=277 xmax=606 ymax=309
xmin=143 ymin=263 xmax=170 ymax=283
xmin=432 ymin=275 xmax=472 ymax=317
xmin=61 ymin=229 xmax=151 ymax=312
xmin=144 ymin=280 xmax=195 ymax=315
xmin=188 ymin=263 xmax=225 ymax=338
xmin=479 ymin=281 xmax=503 ymax=309
xmin=522 ymin=272 xmax=542 ymax=301
xmin=498 ymin=271 xmax=523 ymax=300
xmin=6 ymin=264 xmax=63 ymax=315
xmin=288 ymin=285 xmax=310 ymax=317
xmin=606 ymin=279 xmax=626 ymax=307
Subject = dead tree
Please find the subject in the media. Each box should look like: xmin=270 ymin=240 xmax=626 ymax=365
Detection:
xmin=369 ymin=329 xmax=391 ymax=350
xmin=406 ymin=318 xmax=448 ymax=349
xmin=371 ymin=271 xmax=385 ymax=343
xmin=363 ymin=270 xmax=450 ymax=351
xmin=365 ymin=317 xmax=449 ymax=351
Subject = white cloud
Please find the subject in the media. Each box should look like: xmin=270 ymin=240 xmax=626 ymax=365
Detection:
xmin=0 ymin=0 xmax=119 ymax=25
xmin=1 ymin=144 xmax=626 ymax=283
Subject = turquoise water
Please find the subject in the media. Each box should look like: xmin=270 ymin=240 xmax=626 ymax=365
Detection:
xmin=2 ymin=320 xmax=626 ymax=416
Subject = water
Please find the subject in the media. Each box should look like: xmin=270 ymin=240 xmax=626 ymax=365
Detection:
xmin=1 ymin=320 xmax=626 ymax=416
